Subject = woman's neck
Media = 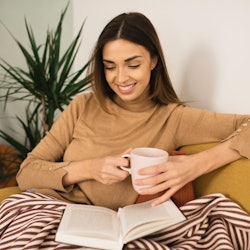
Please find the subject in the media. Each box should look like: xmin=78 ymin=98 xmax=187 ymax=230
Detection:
xmin=113 ymin=95 xmax=155 ymax=112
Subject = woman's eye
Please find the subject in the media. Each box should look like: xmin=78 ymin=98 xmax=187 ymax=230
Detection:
xmin=129 ymin=64 xmax=140 ymax=69
xmin=104 ymin=66 xmax=115 ymax=71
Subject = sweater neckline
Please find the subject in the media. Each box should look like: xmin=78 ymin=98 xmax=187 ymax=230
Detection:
xmin=111 ymin=95 xmax=156 ymax=113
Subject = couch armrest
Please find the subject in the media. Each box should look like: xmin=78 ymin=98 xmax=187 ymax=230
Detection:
xmin=0 ymin=186 xmax=22 ymax=203
xmin=181 ymin=143 xmax=250 ymax=214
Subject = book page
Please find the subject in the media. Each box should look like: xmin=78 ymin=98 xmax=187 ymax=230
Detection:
xmin=118 ymin=199 xmax=186 ymax=243
xmin=59 ymin=204 xmax=120 ymax=241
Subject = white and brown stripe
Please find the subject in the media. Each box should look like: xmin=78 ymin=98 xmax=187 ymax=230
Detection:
xmin=126 ymin=194 xmax=250 ymax=250
xmin=0 ymin=192 xmax=249 ymax=250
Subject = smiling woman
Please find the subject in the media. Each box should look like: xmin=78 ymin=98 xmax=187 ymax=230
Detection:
xmin=0 ymin=10 xmax=250 ymax=250
xmin=102 ymin=39 xmax=157 ymax=103
xmin=90 ymin=12 xmax=181 ymax=109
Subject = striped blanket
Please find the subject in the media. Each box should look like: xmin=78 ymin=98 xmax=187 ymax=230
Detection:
xmin=0 ymin=192 xmax=250 ymax=250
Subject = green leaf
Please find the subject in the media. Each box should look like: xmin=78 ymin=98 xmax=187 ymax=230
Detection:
xmin=0 ymin=3 xmax=91 ymax=160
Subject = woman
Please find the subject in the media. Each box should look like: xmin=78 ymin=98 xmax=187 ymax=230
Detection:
xmin=1 ymin=12 xmax=250 ymax=249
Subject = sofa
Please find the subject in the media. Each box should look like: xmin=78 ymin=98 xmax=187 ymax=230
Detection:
xmin=0 ymin=143 xmax=249 ymax=214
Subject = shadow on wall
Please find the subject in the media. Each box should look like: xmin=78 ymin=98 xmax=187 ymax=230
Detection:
xmin=179 ymin=45 xmax=218 ymax=111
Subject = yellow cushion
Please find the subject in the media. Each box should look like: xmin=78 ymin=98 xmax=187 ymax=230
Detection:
xmin=0 ymin=186 xmax=22 ymax=202
xmin=181 ymin=143 xmax=250 ymax=214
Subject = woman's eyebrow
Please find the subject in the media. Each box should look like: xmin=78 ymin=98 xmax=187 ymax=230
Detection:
xmin=124 ymin=55 xmax=142 ymax=62
xmin=102 ymin=59 xmax=114 ymax=64
xmin=103 ymin=55 xmax=142 ymax=64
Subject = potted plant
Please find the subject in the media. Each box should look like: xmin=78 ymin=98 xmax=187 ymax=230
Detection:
xmin=0 ymin=4 xmax=91 ymax=164
xmin=0 ymin=144 xmax=20 ymax=187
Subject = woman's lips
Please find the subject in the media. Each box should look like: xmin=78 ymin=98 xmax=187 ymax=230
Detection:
xmin=117 ymin=83 xmax=136 ymax=94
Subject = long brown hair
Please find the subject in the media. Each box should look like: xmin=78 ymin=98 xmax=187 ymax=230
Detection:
xmin=88 ymin=12 xmax=182 ymax=106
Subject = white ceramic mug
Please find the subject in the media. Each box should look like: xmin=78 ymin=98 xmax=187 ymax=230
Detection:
xmin=121 ymin=147 xmax=168 ymax=192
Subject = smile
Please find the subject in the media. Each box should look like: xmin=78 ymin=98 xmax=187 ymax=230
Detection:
xmin=117 ymin=83 xmax=136 ymax=93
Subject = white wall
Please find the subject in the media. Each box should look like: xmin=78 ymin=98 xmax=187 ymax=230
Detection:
xmin=0 ymin=0 xmax=72 ymax=144
xmin=73 ymin=0 xmax=250 ymax=113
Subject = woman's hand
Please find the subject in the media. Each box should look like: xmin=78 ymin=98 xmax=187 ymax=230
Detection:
xmin=63 ymin=148 xmax=132 ymax=186
xmin=89 ymin=148 xmax=131 ymax=185
xmin=135 ymin=154 xmax=198 ymax=206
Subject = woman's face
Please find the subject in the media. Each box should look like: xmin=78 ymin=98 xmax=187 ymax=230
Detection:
xmin=102 ymin=39 xmax=157 ymax=103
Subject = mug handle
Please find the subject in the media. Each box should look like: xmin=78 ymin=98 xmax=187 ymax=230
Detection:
xmin=120 ymin=154 xmax=131 ymax=174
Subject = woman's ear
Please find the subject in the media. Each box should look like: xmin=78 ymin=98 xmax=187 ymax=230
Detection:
xmin=151 ymin=56 xmax=158 ymax=70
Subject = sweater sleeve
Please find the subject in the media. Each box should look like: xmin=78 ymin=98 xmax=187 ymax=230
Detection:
xmin=171 ymin=106 xmax=250 ymax=159
xmin=16 ymin=94 xmax=86 ymax=191
xmin=225 ymin=117 xmax=250 ymax=158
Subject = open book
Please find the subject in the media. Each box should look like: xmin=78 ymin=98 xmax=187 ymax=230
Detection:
xmin=55 ymin=198 xmax=186 ymax=250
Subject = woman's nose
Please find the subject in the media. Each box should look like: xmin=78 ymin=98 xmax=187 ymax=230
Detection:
xmin=116 ymin=68 xmax=129 ymax=84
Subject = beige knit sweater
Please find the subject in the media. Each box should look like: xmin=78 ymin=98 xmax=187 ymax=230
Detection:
xmin=16 ymin=92 xmax=250 ymax=210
